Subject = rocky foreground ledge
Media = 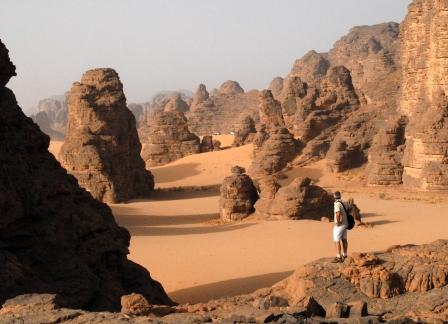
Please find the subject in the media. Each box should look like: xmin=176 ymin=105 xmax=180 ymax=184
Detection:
xmin=2 ymin=240 xmax=447 ymax=323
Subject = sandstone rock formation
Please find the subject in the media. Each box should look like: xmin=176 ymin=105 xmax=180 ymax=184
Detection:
xmin=328 ymin=22 xmax=401 ymax=112
xmin=289 ymin=50 xmax=330 ymax=87
xmin=200 ymin=135 xmax=221 ymax=152
xmin=31 ymin=95 xmax=67 ymax=139
xmin=277 ymin=23 xmax=401 ymax=171
xmin=163 ymin=93 xmax=189 ymax=113
xmin=232 ymin=115 xmax=257 ymax=147
xmin=268 ymin=76 xmax=284 ymax=98
xmin=31 ymin=110 xmax=65 ymax=140
xmin=0 ymin=39 xmax=172 ymax=311
xmin=128 ymin=103 xmax=147 ymax=127
xmin=141 ymin=108 xmax=201 ymax=167
xmin=59 ymin=68 xmax=154 ymax=203
xmin=6 ymin=241 xmax=446 ymax=322
xmin=187 ymin=82 xmax=259 ymax=135
xmin=219 ymin=166 xmax=259 ymax=222
xmin=121 ymin=293 xmax=152 ymax=316
xmin=399 ymin=0 xmax=448 ymax=190
xmin=254 ymin=177 xmax=334 ymax=220
xmin=248 ymin=90 xmax=299 ymax=179
xmin=150 ymin=90 xmax=192 ymax=112
xmin=367 ymin=117 xmax=407 ymax=185
xmin=325 ymin=112 xmax=378 ymax=172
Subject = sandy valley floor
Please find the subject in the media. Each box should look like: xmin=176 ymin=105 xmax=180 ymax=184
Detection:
xmin=49 ymin=137 xmax=448 ymax=304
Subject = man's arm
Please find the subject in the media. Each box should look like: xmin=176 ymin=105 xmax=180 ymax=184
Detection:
xmin=335 ymin=211 xmax=342 ymax=226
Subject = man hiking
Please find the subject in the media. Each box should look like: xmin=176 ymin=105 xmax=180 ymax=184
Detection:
xmin=332 ymin=191 xmax=349 ymax=263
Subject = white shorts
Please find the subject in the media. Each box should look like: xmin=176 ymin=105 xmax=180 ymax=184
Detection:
xmin=333 ymin=225 xmax=347 ymax=242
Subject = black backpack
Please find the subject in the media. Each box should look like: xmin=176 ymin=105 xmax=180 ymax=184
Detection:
xmin=339 ymin=201 xmax=355 ymax=230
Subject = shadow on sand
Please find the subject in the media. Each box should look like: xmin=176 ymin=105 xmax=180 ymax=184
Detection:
xmin=115 ymin=212 xmax=220 ymax=227
xmin=169 ymin=271 xmax=295 ymax=304
xmin=367 ymin=220 xmax=399 ymax=226
xmin=151 ymin=162 xmax=202 ymax=183
xmin=126 ymin=223 xmax=255 ymax=236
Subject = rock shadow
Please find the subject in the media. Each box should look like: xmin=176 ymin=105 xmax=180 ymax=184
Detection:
xmin=115 ymin=212 xmax=220 ymax=227
xmin=150 ymin=162 xmax=202 ymax=183
xmin=169 ymin=271 xmax=294 ymax=304
xmin=126 ymin=223 xmax=255 ymax=236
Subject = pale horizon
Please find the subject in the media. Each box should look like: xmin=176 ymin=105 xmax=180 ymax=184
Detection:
xmin=1 ymin=0 xmax=410 ymax=113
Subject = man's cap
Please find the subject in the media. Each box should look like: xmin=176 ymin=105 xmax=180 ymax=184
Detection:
xmin=333 ymin=191 xmax=341 ymax=199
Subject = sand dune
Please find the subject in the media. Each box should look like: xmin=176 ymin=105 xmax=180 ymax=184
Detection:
xmin=50 ymin=139 xmax=448 ymax=304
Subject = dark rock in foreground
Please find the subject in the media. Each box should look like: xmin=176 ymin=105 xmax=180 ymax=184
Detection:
xmin=0 ymin=39 xmax=172 ymax=311
xmin=2 ymin=241 xmax=447 ymax=322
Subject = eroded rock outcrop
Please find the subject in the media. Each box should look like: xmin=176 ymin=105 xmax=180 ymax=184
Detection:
xmin=219 ymin=166 xmax=259 ymax=222
xmin=0 ymin=39 xmax=172 ymax=311
xmin=399 ymin=0 xmax=448 ymax=190
xmin=254 ymin=177 xmax=334 ymax=220
xmin=59 ymin=68 xmax=154 ymax=203
xmin=187 ymin=82 xmax=259 ymax=135
xmin=141 ymin=107 xmax=201 ymax=167
xmin=368 ymin=117 xmax=407 ymax=185
xmin=248 ymin=90 xmax=299 ymax=179
xmin=31 ymin=95 xmax=67 ymax=139
xmin=232 ymin=115 xmax=257 ymax=147
xmin=7 ymin=240 xmax=447 ymax=322
xmin=328 ymin=22 xmax=401 ymax=112
xmin=200 ymin=135 xmax=221 ymax=152
xmin=326 ymin=112 xmax=378 ymax=173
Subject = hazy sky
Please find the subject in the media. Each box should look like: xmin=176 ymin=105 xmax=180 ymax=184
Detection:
xmin=1 ymin=0 xmax=410 ymax=112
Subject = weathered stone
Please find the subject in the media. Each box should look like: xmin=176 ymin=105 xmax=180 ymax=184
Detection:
xmin=399 ymin=0 xmax=448 ymax=190
xmin=59 ymin=68 xmax=154 ymax=203
xmin=141 ymin=108 xmax=201 ymax=167
xmin=120 ymin=293 xmax=152 ymax=315
xmin=220 ymin=166 xmax=259 ymax=222
xmin=328 ymin=22 xmax=401 ymax=112
xmin=348 ymin=301 xmax=368 ymax=318
xmin=0 ymin=39 xmax=172 ymax=311
xmin=31 ymin=95 xmax=67 ymax=139
xmin=233 ymin=115 xmax=257 ymax=147
xmin=187 ymin=82 xmax=259 ymax=135
xmin=303 ymin=296 xmax=326 ymax=318
xmin=269 ymin=76 xmax=284 ymax=98
xmin=200 ymin=135 xmax=220 ymax=152
xmin=163 ymin=93 xmax=189 ymax=113
xmin=326 ymin=302 xmax=349 ymax=318
xmin=248 ymin=91 xmax=299 ymax=179
xmin=255 ymin=177 xmax=333 ymax=220
xmin=367 ymin=117 xmax=406 ymax=186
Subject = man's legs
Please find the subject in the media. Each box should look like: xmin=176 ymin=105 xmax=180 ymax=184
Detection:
xmin=342 ymin=239 xmax=348 ymax=257
xmin=334 ymin=241 xmax=342 ymax=257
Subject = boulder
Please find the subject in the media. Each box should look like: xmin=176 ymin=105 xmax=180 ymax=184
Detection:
xmin=255 ymin=177 xmax=334 ymax=220
xmin=219 ymin=166 xmax=259 ymax=222
xmin=59 ymin=68 xmax=154 ymax=203
xmin=121 ymin=293 xmax=152 ymax=316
